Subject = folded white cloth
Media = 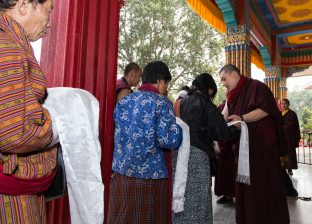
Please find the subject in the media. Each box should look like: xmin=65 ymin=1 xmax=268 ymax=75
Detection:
xmin=174 ymin=90 xmax=188 ymax=101
xmin=43 ymin=87 xmax=104 ymax=224
xmin=172 ymin=117 xmax=190 ymax=213
xmin=228 ymin=121 xmax=250 ymax=185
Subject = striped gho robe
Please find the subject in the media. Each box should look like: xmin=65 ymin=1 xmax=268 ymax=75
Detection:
xmin=0 ymin=13 xmax=57 ymax=224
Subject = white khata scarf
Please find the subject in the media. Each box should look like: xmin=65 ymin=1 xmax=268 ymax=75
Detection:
xmin=228 ymin=121 xmax=250 ymax=185
xmin=172 ymin=117 xmax=190 ymax=213
xmin=43 ymin=88 xmax=104 ymax=224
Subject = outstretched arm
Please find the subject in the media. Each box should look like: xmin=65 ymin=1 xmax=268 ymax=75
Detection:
xmin=228 ymin=108 xmax=268 ymax=123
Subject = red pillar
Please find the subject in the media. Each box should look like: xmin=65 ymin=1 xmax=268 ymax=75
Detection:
xmin=40 ymin=0 xmax=123 ymax=223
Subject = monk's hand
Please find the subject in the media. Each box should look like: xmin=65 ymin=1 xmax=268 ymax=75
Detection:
xmin=280 ymin=155 xmax=288 ymax=166
xmin=228 ymin=114 xmax=241 ymax=122
xmin=228 ymin=115 xmax=241 ymax=129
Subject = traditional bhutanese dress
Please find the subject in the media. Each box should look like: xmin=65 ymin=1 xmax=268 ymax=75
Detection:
xmin=107 ymin=84 xmax=182 ymax=224
xmin=0 ymin=13 xmax=57 ymax=224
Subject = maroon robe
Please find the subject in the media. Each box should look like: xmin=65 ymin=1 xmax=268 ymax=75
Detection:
xmin=282 ymin=109 xmax=300 ymax=169
xmin=228 ymin=78 xmax=289 ymax=224
xmin=214 ymin=141 xmax=237 ymax=197
xmin=116 ymin=77 xmax=132 ymax=95
xmin=214 ymin=101 xmax=237 ymax=198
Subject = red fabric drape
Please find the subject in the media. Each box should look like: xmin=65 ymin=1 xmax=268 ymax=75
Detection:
xmin=40 ymin=0 xmax=123 ymax=223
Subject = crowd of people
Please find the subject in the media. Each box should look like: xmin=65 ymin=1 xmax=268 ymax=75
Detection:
xmin=0 ymin=0 xmax=302 ymax=223
xmin=107 ymin=61 xmax=302 ymax=224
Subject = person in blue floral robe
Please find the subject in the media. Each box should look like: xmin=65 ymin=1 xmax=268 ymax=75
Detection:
xmin=107 ymin=61 xmax=182 ymax=224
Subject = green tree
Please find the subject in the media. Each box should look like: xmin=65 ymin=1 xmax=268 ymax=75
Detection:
xmin=288 ymin=89 xmax=312 ymax=128
xmin=118 ymin=0 xmax=225 ymax=104
xmin=301 ymin=106 xmax=312 ymax=130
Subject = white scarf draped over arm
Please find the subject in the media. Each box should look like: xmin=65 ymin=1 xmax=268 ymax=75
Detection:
xmin=43 ymin=87 xmax=104 ymax=224
xmin=172 ymin=117 xmax=190 ymax=213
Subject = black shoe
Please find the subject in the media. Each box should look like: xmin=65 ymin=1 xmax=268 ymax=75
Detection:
xmin=217 ymin=196 xmax=233 ymax=204
xmin=287 ymin=188 xmax=298 ymax=197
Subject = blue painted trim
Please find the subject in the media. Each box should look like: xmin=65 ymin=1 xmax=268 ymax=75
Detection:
xmin=260 ymin=46 xmax=271 ymax=67
xmin=215 ymin=0 xmax=237 ymax=27
xmin=277 ymin=29 xmax=312 ymax=38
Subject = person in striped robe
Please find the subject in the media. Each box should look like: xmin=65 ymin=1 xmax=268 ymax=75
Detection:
xmin=0 ymin=0 xmax=56 ymax=223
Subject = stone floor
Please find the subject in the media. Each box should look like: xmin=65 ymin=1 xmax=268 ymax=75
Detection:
xmin=212 ymin=164 xmax=312 ymax=224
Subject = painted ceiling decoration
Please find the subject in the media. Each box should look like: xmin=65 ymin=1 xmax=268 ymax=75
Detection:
xmin=254 ymin=0 xmax=312 ymax=48
xmin=287 ymin=33 xmax=312 ymax=45
xmin=253 ymin=0 xmax=312 ymax=74
xmin=186 ymin=0 xmax=312 ymax=75
xmin=281 ymin=47 xmax=312 ymax=66
xmin=274 ymin=0 xmax=312 ymax=25
xmin=255 ymin=0 xmax=312 ymax=28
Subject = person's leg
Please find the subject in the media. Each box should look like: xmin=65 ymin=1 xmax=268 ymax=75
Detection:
xmin=283 ymin=169 xmax=298 ymax=197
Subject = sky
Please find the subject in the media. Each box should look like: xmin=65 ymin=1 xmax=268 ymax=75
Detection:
xmin=288 ymin=66 xmax=312 ymax=91
xmin=251 ymin=64 xmax=265 ymax=82
xmin=287 ymin=76 xmax=312 ymax=91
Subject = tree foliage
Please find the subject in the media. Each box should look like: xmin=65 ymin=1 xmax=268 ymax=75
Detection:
xmin=118 ymin=0 xmax=225 ymax=103
xmin=301 ymin=106 xmax=312 ymax=130
xmin=288 ymin=89 xmax=312 ymax=129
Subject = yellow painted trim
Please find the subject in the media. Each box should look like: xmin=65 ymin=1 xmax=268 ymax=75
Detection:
xmin=186 ymin=0 xmax=226 ymax=33
xmin=287 ymin=33 xmax=312 ymax=45
xmin=251 ymin=48 xmax=264 ymax=70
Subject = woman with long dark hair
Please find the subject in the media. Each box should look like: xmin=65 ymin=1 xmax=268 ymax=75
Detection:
xmin=172 ymin=73 xmax=239 ymax=223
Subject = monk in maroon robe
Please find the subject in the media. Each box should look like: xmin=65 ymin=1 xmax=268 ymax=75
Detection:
xmin=281 ymin=99 xmax=300 ymax=174
xmin=219 ymin=64 xmax=289 ymax=224
xmin=116 ymin=62 xmax=142 ymax=102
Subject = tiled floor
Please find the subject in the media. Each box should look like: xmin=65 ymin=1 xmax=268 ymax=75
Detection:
xmin=212 ymin=164 xmax=312 ymax=224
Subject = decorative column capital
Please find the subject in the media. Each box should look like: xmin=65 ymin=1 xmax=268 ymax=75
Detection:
xmin=225 ymin=24 xmax=251 ymax=77
xmin=264 ymin=66 xmax=281 ymax=78
xmin=226 ymin=25 xmax=250 ymax=43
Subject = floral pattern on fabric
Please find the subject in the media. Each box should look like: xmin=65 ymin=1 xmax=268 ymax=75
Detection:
xmin=112 ymin=90 xmax=182 ymax=179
